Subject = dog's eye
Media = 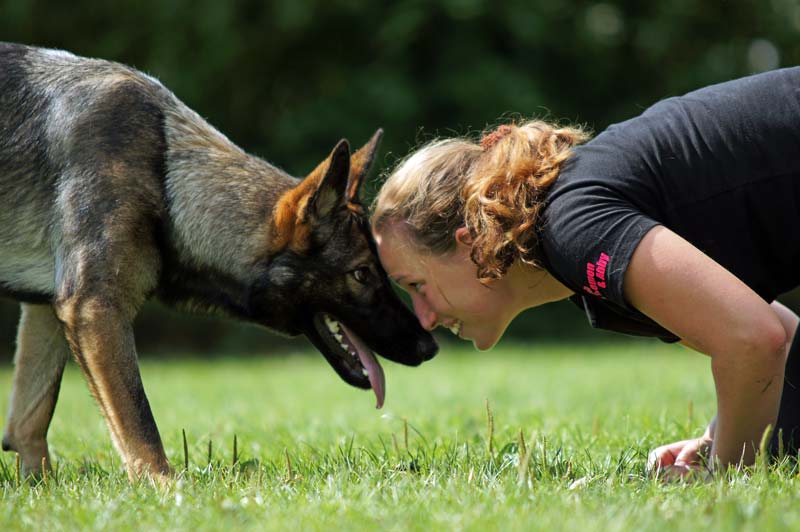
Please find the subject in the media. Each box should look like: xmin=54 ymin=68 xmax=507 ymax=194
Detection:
xmin=351 ymin=267 xmax=370 ymax=283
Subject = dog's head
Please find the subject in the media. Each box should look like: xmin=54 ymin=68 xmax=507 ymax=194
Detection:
xmin=250 ymin=130 xmax=438 ymax=407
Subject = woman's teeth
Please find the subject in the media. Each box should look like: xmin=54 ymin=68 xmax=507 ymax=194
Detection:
xmin=448 ymin=321 xmax=462 ymax=336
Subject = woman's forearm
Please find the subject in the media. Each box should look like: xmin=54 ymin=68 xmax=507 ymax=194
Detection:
xmin=686 ymin=302 xmax=796 ymax=467
xmin=710 ymin=338 xmax=785 ymax=466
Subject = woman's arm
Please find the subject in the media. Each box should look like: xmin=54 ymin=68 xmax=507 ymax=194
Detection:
xmin=652 ymin=302 xmax=798 ymax=473
xmin=624 ymin=226 xmax=787 ymax=467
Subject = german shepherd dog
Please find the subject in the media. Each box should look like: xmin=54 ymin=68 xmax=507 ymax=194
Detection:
xmin=0 ymin=43 xmax=438 ymax=482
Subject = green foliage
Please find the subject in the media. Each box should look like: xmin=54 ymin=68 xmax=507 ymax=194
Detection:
xmin=4 ymin=0 xmax=792 ymax=168
xmin=0 ymin=1 xmax=798 ymax=355
xmin=3 ymin=343 xmax=800 ymax=530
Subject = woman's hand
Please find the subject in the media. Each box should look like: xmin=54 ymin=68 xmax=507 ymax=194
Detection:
xmin=648 ymin=436 xmax=713 ymax=482
xmin=649 ymin=416 xmax=716 ymax=481
xmin=648 ymin=436 xmax=711 ymax=469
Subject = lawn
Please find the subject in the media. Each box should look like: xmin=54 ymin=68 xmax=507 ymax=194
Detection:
xmin=1 ymin=341 xmax=800 ymax=531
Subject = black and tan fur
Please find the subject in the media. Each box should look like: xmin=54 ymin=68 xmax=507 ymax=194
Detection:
xmin=0 ymin=43 xmax=437 ymax=482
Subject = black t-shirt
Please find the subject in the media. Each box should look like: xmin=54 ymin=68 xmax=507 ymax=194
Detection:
xmin=540 ymin=68 xmax=800 ymax=342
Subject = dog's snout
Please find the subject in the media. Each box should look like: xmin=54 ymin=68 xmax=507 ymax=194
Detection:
xmin=418 ymin=335 xmax=439 ymax=361
xmin=381 ymin=334 xmax=438 ymax=367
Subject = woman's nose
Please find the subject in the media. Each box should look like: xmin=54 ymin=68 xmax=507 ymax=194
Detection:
xmin=411 ymin=294 xmax=438 ymax=331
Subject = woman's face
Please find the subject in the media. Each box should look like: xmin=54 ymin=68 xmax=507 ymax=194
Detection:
xmin=374 ymin=223 xmax=519 ymax=350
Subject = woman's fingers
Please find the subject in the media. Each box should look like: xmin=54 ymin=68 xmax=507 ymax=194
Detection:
xmin=647 ymin=439 xmax=694 ymax=469
xmin=649 ymin=437 xmax=712 ymax=479
xmin=674 ymin=438 xmax=709 ymax=466
xmin=647 ymin=446 xmax=676 ymax=469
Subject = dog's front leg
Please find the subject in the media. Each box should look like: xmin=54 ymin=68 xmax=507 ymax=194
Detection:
xmin=2 ymin=304 xmax=70 ymax=478
xmin=55 ymin=296 xmax=171 ymax=483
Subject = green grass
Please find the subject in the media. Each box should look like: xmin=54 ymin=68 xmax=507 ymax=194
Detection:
xmin=1 ymin=341 xmax=800 ymax=531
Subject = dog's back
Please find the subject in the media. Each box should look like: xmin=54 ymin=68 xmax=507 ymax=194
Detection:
xmin=0 ymin=43 xmax=298 ymax=304
xmin=0 ymin=43 xmax=176 ymax=301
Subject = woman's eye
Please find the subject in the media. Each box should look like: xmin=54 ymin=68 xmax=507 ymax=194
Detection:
xmin=352 ymin=267 xmax=370 ymax=283
xmin=409 ymin=282 xmax=423 ymax=293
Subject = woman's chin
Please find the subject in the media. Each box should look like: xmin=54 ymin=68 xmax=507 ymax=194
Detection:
xmin=469 ymin=322 xmax=512 ymax=351
xmin=471 ymin=332 xmax=501 ymax=351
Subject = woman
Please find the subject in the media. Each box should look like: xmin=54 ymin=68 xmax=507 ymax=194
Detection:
xmin=371 ymin=67 xmax=800 ymax=476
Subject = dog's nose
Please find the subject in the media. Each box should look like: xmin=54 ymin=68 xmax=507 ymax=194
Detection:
xmin=417 ymin=335 xmax=439 ymax=361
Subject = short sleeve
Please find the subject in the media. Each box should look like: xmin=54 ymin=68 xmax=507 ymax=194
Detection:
xmin=540 ymin=183 xmax=660 ymax=310
xmin=568 ymin=295 xmax=680 ymax=343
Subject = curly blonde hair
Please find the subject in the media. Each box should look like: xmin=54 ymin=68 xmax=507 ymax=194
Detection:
xmin=371 ymin=120 xmax=590 ymax=282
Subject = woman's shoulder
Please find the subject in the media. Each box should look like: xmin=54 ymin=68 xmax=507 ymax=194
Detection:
xmin=539 ymin=174 xmax=660 ymax=310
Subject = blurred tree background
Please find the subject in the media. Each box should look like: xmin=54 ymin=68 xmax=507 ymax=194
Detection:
xmin=0 ymin=0 xmax=798 ymax=358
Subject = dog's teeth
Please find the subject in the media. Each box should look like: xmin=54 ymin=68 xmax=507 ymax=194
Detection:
xmin=324 ymin=316 xmax=341 ymax=334
xmin=334 ymin=333 xmax=343 ymax=342
xmin=361 ymin=368 xmax=369 ymax=377
xmin=339 ymin=342 xmax=349 ymax=351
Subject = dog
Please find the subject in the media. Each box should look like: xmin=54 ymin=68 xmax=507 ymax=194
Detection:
xmin=0 ymin=43 xmax=438 ymax=482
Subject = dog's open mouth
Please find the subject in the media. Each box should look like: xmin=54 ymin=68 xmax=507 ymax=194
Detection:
xmin=312 ymin=313 xmax=386 ymax=409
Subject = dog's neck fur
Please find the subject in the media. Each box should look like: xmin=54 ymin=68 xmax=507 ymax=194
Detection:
xmin=161 ymin=100 xmax=298 ymax=282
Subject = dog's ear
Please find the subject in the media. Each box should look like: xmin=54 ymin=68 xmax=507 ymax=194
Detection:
xmin=305 ymin=139 xmax=351 ymax=220
xmin=347 ymin=129 xmax=383 ymax=204
xmin=271 ymin=140 xmax=352 ymax=253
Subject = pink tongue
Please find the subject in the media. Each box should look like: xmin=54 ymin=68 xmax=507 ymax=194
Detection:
xmin=340 ymin=323 xmax=386 ymax=409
